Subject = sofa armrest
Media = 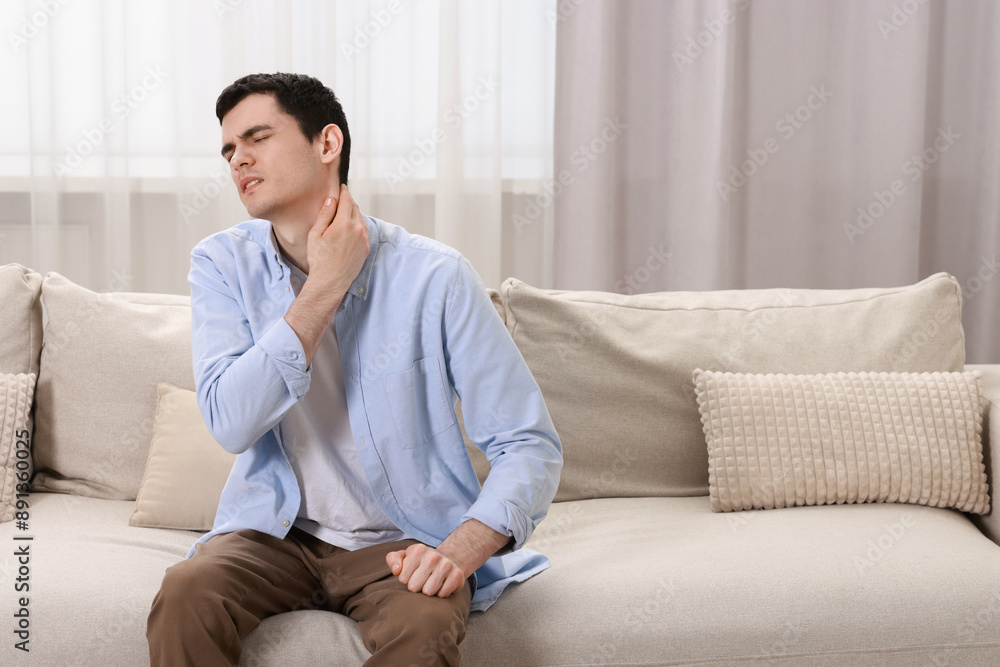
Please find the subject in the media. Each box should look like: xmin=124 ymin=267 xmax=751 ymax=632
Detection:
xmin=967 ymin=364 xmax=999 ymax=546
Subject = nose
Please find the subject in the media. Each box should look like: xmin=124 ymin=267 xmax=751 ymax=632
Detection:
xmin=230 ymin=144 xmax=253 ymax=169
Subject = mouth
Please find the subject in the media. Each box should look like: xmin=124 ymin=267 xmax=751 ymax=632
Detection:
xmin=240 ymin=177 xmax=264 ymax=194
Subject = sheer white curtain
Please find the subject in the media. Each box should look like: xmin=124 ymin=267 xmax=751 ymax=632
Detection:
xmin=554 ymin=0 xmax=1000 ymax=363
xmin=0 ymin=0 xmax=555 ymax=294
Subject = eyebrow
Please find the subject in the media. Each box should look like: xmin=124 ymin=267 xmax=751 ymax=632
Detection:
xmin=221 ymin=124 xmax=274 ymax=159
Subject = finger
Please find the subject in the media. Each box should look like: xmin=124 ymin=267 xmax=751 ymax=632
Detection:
xmin=348 ymin=197 xmax=368 ymax=249
xmin=421 ymin=564 xmax=450 ymax=597
xmin=338 ymin=183 xmax=352 ymax=206
xmin=386 ymin=551 xmax=404 ymax=577
xmin=437 ymin=570 xmax=466 ymax=599
xmin=310 ymin=195 xmax=337 ymax=235
xmin=407 ymin=558 xmax=437 ymax=594
xmin=333 ymin=186 xmax=362 ymax=231
xmin=353 ymin=201 xmax=366 ymax=235
xmin=398 ymin=545 xmax=424 ymax=584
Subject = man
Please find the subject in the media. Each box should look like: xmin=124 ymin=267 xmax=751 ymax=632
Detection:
xmin=146 ymin=73 xmax=562 ymax=666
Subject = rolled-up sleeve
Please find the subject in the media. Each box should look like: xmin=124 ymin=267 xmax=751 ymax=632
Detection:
xmin=445 ymin=257 xmax=563 ymax=550
xmin=189 ymin=247 xmax=310 ymax=454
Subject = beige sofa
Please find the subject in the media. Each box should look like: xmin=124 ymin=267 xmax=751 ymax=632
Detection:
xmin=0 ymin=263 xmax=998 ymax=666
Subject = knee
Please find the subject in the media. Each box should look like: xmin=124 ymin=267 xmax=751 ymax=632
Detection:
xmin=418 ymin=604 xmax=466 ymax=645
xmin=147 ymin=559 xmax=245 ymax=664
xmin=423 ymin=595 xmax=468 ymax=633
xmin=389 ymin=594 xmax=468 ymax=656
xmin=150 ymin=560 xmax=221 ymax=622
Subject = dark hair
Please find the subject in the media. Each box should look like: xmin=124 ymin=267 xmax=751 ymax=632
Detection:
xmin=216 ymin=73 xmax=351 ymax=185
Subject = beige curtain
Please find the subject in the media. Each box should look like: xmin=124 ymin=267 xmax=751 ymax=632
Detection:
xmin=553 ymin=0 xmax=1000 ymax=363
xmin=0 ymin=0 xmax=555 ymax=294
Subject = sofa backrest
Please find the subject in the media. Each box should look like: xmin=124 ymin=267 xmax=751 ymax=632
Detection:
xmin=17 ymin=268 xmax=971 ymax=507
xmin=494 ymin=273 xmax=967 ymax=502
xmin=0 ymin=264 xmax=43 ymax=377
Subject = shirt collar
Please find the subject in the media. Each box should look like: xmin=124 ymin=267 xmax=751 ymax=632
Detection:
xmin=263 ymin=214 xmax=379 ymax=302
xmin=350 ymin=215 xmax=379 ymax=301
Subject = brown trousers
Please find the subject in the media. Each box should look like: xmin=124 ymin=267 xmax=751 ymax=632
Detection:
xmin=147 ymin=527 xmax=471 ymax=667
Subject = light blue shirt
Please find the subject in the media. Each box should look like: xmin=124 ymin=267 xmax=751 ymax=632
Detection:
xmin=186 ymin=214 xmax=563 ymax=611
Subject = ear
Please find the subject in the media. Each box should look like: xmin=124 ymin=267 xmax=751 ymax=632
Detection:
xmin=316 ymin=124 xmax=344 ymax=166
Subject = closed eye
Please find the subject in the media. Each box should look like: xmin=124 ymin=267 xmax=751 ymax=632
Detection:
xmin=222 ymin=124 xmax=275 ymax=159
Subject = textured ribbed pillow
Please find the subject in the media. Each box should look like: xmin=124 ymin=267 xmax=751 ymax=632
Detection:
xmin=693 ymin=370 xmax=990 ymax=514
xmin=1 ymin=373 xmax=36 ymax=523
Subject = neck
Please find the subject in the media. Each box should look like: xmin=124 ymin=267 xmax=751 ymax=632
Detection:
xmin=265 ymin=187 xmax=335 ymax=274
xmin=271 ymin=223 xmax=310 ymax=274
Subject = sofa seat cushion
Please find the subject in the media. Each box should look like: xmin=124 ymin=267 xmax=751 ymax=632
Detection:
xmin=0 ymin=493 xmax=198 ymax=666
xmin=247 ymin=497 xmax=1000 ymax=666
xmin=248 ymin=497 xmax=1000 ymax=665
xmin=4 ymin=494 xmax=998 ymax=666
xmin=468 ymin=497 xmax=1000 ymax=666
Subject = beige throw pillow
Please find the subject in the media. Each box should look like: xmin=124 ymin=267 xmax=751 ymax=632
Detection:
xmin=130 ymin=383 xmax=236 ymax=531
xmin=1 ymin=373 xmax=36 ymax=523
xmin=33 ymin=272 xmax=195 ymax=500
xmin=499 ymin=273 xmax=966 ymax=502
xmin=694 ymin=369 xmax=990 ymax=514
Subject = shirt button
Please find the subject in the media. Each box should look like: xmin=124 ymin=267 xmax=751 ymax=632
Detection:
xmin=285 ymin=286 xmax=290 ymax=292
xmin=357 ymin=286 xmax=365 ymax=294
xmin=285 ymin=461 xmax=291 ymax=469
xmin=282 ymin=519 xmax=290 ymax=527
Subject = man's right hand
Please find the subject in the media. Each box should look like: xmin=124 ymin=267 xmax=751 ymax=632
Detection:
xmin=304 ymin=184 xmax=369 ymax=303
xmin=284 ymin=184 xmax=370 ymax=366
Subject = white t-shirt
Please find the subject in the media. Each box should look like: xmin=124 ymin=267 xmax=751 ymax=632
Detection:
xmin=281 ymin=261 xmax=409 ymax=550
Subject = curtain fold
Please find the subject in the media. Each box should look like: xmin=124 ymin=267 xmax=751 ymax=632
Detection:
xmin=554 ymin=0 xmax=1000 ymax=363
xmin=0 ymin=0 xmax=555 ymax=294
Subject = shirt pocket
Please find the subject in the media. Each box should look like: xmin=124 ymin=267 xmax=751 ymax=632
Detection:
xmin=384 ymin=356 xmax=456 ymax=449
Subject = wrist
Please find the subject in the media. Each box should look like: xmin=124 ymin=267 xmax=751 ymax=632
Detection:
xmin=437 ymin=519 xmax=512 ymax=575
xmin=436 ymin=542 xmax=477 ymax=577
xmin=283 ymin=286 xmax=341 ymax=367
xmin=298 ymin=277 xmax=347 ymax=311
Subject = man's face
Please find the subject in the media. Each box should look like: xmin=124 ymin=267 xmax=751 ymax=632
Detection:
xmin=220 ymin=93 xmax=327 ymax=223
